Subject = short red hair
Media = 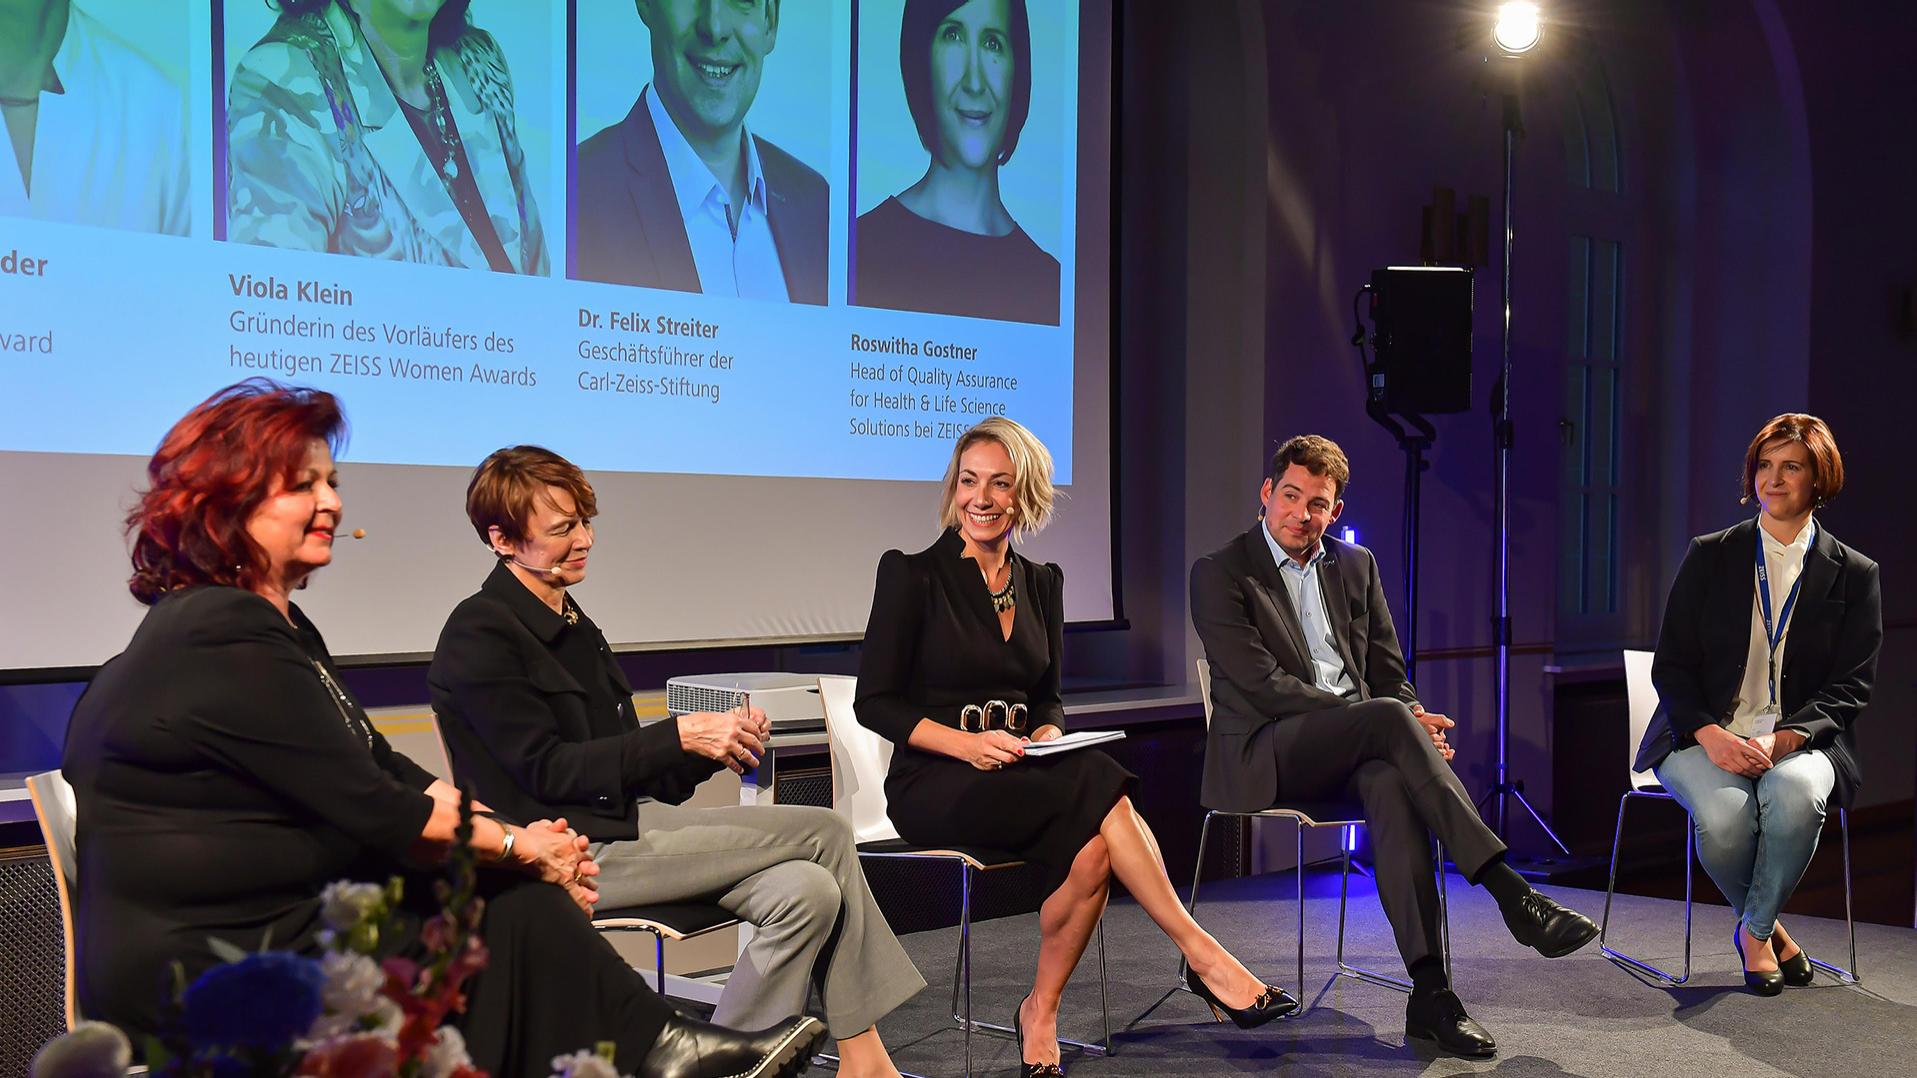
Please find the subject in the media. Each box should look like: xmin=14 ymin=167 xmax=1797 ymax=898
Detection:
xmin=1740 ymin=413 xmax=1845 ymax=507
xmin=126 ymin=380 xmax=347 ymax=604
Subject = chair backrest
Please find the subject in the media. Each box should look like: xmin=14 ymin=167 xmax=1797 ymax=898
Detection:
xmin=1622 ymin=650 xmax=1661 ymax=790
xmin=816 ymin=675 xmax=902 ymax=844
xmin=1196 ymin=659 xmax=1214 ymax=728
xmin=25 ymin=770 xmax=81 ymax=1029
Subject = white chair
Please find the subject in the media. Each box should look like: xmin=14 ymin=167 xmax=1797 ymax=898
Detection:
xmin=1600 ymin=650 xmax=1858 ymax=985
xmin=25 ymin=770 xmax=81 ymax=1031
xmin=1182 ymin=660 xmax=1451 ymax=1009
xmin=422 ymin=711 xmax=741 ymax=996
xmin=817 ymin=675 xmax=1111 ymax=1077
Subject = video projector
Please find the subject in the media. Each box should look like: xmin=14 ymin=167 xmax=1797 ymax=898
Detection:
xmin=665 ymin=672 xmax=825 ymax=733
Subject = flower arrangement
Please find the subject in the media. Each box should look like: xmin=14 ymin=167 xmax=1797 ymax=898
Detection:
xmin=33 ymin=802 xmax=624 ymax=1078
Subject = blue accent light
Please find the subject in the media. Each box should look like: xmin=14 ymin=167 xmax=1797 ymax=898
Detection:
xmin=1340 ymin=526 xmax=1358 ymax=545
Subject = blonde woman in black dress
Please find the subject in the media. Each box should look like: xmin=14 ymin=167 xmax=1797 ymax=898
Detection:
xmin=857 ymin=418 xmax=1292 ymax=1076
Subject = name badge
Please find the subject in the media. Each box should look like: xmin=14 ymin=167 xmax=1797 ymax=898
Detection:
xmin=1748 ymin=711 xmax=1778 ymax=737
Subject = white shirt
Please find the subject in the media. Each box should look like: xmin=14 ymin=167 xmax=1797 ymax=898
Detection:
xmin=0 ymin=4 xmax=188 ymax=234
xmin=1261 ymin=524 xmax=1357 ymax=697
xmin=643 ymin=85 xmax=788 ymax=302
xmin=1729 ymin=516 xmax=1815 ymax=737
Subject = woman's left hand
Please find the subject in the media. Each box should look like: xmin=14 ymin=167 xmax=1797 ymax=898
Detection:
xmin=1030 ymin=725 xmax=1064 ymax=743
xmin=1749 ymin=729 xmax=1807 ymax=761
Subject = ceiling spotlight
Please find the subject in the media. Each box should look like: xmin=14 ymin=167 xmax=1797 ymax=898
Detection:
xmin=1493 ymin=2 xmax=1542 ymax=55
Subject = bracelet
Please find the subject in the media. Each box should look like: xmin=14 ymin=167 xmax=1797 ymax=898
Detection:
xmin=495 ymin=825 xmax=517 ymax=864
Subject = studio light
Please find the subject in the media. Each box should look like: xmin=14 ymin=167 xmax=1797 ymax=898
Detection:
xmin=1493 ymin=2 xmax=1542 ymax=55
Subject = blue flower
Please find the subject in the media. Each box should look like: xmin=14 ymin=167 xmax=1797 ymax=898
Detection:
xmin=180 ymin=952 xmax=326 ymax=1050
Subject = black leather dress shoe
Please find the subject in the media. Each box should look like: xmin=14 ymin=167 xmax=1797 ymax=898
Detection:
xmin=1501 ymin=891 xmax=1600 ymax=958
xmin=637 ymin=1013 xmax=824 ymax=1078
xmin=1405 ymin=989 xmax=1496 ymax=1059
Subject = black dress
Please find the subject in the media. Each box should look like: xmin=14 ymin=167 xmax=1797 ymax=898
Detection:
xmin=855 ymin=529 xmax=1134 ymax=897
xmin=62 ymin=586 xmax=671 ymax=1073
xmin=852 ymin=196 xmax=1061 ymax=326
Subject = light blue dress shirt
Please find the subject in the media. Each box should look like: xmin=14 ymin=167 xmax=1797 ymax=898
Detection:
xmin=1262 ymin=524 xmax=1357 ymax=697
xmin=644 ymin=85 xmax=790 ymax=301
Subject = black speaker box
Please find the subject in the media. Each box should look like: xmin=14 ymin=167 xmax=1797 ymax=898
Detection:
xmin=1368 ymin=266 xmax=1474 ymax=415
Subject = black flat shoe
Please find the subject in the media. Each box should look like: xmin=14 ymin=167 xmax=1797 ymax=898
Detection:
xmin=1184 ymin=966 xmax=1300 ymax=1029
xmin=1778 ymin=946 xmax=1814 ymax=987
xmin=1501 ymin=891 xmax=1600 ymax=958
xmin=1733 ymin=928 xmax=1783 ymax=997
xmin=1405 ymin=988 xmax=1497 ymax=1059
xmin=1013 ymin=995 xmax=1065 ymax=1077
xmin=637 ymin=1013 xmax=824 ymax=1078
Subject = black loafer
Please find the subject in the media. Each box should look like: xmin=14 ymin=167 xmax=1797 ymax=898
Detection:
xmin=637 ymin=1013 xmax=825 ymax=1078
xmin=1405 ymin=989 xmax=1496 ymax=1059
xmin=1501 ymin=891 xmax=1600 ymax=958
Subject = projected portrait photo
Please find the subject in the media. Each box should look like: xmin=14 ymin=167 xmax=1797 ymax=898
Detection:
xmin=0 ymin=0 xmax=190 ymax=235
xmin=222 ymin=0 xmax=552 ymax=274
xmin=852 ymin=0 xmax=1069 ymax=327
xmin=572 ymin=0 xmax=831 ymax=305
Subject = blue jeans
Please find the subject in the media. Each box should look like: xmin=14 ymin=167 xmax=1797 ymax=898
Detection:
xmin=1654 ymin=743 xmax=1835 ymax=939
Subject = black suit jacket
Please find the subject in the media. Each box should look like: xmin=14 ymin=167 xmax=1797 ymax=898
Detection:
xmin=1189 ymin=525 xmax=1419 ymax=812
xmin=574 ymin=91 xmax=828 ymax=304
xmin=1635 ymin=519 xmax=1880 ymax=806
xmin=427 ymin=563 xmax=715 ymax=842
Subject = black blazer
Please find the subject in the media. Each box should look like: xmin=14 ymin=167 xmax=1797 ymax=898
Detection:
xmin=574 ymin=90 xmax=828 ymax=304
xmin=1189 ymin=525 xmax=1419 ymax=813
xmin=427 ymin=563 xmax=713 ymax=843
xmin=63 ymin=587 xmax=435 ymax=1038
xmin=1635 ymin=519 xmax=1881 ymax=806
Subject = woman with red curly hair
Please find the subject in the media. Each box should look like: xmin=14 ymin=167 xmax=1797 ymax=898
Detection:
xmin=62 ymin=380 xmax=823 ymax=1078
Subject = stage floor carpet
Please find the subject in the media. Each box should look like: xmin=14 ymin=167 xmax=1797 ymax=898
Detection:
xmin=868 ymin=867 xmax=1917 ymax=1076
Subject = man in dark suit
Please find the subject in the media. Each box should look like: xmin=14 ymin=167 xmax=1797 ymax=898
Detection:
xmin=574 ymin=0 xmax=826 ymax=303
xmin=1190 ymin=435 xmax=1599 ymax=1059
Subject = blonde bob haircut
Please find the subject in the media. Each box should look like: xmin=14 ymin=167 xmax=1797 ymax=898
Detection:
xmin=937 ymin=417 xmax=1057 ymax=541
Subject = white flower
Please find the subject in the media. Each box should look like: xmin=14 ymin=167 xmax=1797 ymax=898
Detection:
xmin=319 ymin=880 xmax=385 ymax=935
xmin=363 ymin=995 xmax=404 ymax=1038
xmin=421 ymin=1027 xmax=476 ymax=1078
xmin=305 ymin=950 xmax=388 ymax=1040
xmin=549 ymin=1047 xmax=629 ymax=1078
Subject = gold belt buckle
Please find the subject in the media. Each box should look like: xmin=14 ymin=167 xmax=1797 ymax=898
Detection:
xmin=959 ymin=704 xmax=985 ymax=733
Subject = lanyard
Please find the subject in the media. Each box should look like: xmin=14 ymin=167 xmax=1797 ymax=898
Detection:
xmin=1755 ymin=522 xmax=1814 ymax=711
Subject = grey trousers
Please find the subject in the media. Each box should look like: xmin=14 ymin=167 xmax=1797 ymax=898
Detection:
xmin=1269 ymin=698 xmax=1508 ymax=973
xmin=591 ymin=802 xmax=925 ymax=1038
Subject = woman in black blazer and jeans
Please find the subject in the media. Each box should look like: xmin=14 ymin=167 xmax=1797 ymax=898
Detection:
xmin=1635 ymin=413 xmax=1881 ymax=994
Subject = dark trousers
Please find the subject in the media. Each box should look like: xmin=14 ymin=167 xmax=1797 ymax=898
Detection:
xmin=1268 ymin=698 xmax=1507 ymax=973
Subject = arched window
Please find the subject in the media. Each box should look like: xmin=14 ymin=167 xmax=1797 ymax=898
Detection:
xmin=1556 ymin=44 xmax=1629 ymax=643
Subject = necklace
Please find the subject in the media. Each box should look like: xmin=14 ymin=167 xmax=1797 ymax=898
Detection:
xmin=418 ymin=61 xmax=462 ymax=182
xmin=988 ymin=571 xmax=1016 ymax=613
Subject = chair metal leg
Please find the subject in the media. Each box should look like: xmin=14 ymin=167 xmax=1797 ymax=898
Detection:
xmin=1809 ymin=808 xmax=1861 ymax=985
xmin=1096 ymin=918 xmax=1113 ymax=1055
xmin=1177 ymin=811 xmax=1215 ymax=984
xmin=1333 ymin=827 xmax=1415 ymax=993
xmin=653 ymin=932 xmax=666 ymax=995
xmin=1600 ymin=792 xmax=1693 ymax=984
xmin=1294 ymin=822 xmax=1306 ymax=1008
xmin=1437 ymin=840 xmax=1452 ymax=987
xmin=961 ymin=865 xmax=974 ymax=1077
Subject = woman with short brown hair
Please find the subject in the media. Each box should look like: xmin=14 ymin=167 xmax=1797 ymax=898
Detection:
xmin=1635 ymin=413 xmax=1881 ymax=994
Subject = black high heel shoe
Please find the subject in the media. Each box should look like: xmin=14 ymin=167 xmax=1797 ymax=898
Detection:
xmin=1183 ymin=966 xmax=1300 ymax=1028
xmin=1777 ymin=943 xmax=1814 ymax=987
xmin=1733 ymin=927 xmax=1783 ymax=996
xmin=1013 ymin=995 xmax=1065 ymax=1078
